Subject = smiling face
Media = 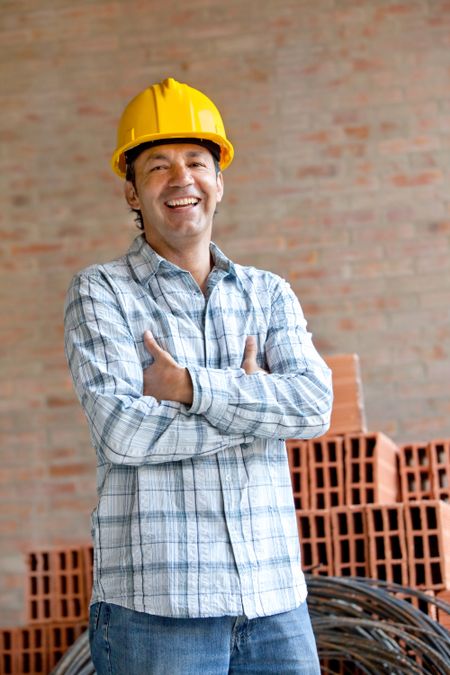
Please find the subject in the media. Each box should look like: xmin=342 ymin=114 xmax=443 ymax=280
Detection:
xmin=124 ymin=143 xmax=224 ymax=256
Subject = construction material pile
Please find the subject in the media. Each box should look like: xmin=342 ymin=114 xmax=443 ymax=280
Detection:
xmin=288 ymin=353 xmax=450 ymax=672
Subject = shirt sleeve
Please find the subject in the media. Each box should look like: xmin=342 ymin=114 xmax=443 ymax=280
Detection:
xmin=64 ymin=271 xmax=253 ymax=466
xmin=187 ymin=277 xmax=333 ymax=439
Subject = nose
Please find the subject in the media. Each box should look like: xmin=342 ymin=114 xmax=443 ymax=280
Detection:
xmin=168 ymin=162 xmax=194 ymax=187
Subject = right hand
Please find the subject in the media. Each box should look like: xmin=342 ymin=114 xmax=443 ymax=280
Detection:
xmin=143 ymin=331 xmax=193 ymax=404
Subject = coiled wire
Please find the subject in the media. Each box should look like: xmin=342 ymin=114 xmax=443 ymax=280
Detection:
xmin=51 ymin=575 xmax=450 ymax=675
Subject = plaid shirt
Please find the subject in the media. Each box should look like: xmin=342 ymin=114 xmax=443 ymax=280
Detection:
xmin=64 ymin=234 xmax=332 ymax=619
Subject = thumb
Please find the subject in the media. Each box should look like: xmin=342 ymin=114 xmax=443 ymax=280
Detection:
xmin=143 ymin=330 xmax=163 ymax=358
xmin=243 ymin=335 xmax=258 ymax=363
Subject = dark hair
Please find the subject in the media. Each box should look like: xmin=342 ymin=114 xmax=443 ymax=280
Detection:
xmin=125 ymin=140 xmax=221 ymax=230
xmin=125 ymin=159 xmax=145 ymax=230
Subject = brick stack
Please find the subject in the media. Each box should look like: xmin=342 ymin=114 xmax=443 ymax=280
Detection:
xmin=286 ymin=431 xmax=411 ymax=584
xmin=286 ymin=353 xmax=450 ymax=665
xmin=0 ymin=545 xmax=91 ymax=674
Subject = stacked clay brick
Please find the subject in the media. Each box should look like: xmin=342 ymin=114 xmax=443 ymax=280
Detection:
xmin=290 ymin=435 xmax=450 ymax=603
xmin=0 ymin=546 xmax=92 ymax=674
xmin=287 ymin=355 xmax=450 ymax=639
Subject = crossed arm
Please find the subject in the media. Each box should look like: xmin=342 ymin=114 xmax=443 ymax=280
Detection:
xmin=143 ymin=332 xmax=265 ymax=404
xmin=65 ymin=272 xmax=332 ymax=466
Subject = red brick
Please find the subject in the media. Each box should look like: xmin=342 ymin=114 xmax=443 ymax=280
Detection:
xmin=330 ymin=506 xmax=368 ymax=577
xmin=308 ymin=436 xmax=346 ymax=510
xmin=0 ymin=629 xmax=16 ymax=675
xmin=48 ymin=463 xmax=92 ymax=478
xmin=26 ymin=545 xmax=90 ymax=624
xmin=436 ymin=589 xmax=450 ymax=631
xmin=10 ymin=243 xmax=63 ymax=255
xmin=404 ymin=501 xmax=450 ymax=590
xmin=398 ymin=442 xmax=434 ymax=501
xmin=390 ymin=170 xmax=444 ymax=187
xmin=326 ymin=354 xmax=366 ymax=435
xmin=296 ymin=510 xmax=333 ymax=576
xmin=429 ymin=439 xmax=450 ymax=502
xmin=322 ymin=354 xmax=366 ymax=436
xmin=26 ymin=551 xmax=52 ymax=624
xmin=285 ymin=439 xmax=309 ymax=511
xmin=82 ymin=545 xmax=94 ymax=607
xmin=319 ymin=658 xmax=356 ymax=675
xmin=365 ymin=503 xmax=409 ymax=586
xmin=15 ymin=626 xmax=48 ymax=675
xmin=51 ymin=548 xmax=88 ymax=623
xmin=345 ymin=432 xmax=399 ymax=506
xmin=0 ymin=626 xmax=49 ymax=675
xmin=390 ymin=588 xmax=438 ymax=624
xmin=344 ymin=126 xmax=370 ymax=140
xmin=412 ymin=590 xmax=438 ymax=622
xmin=47 ymin=622 xmax=87 ymax=672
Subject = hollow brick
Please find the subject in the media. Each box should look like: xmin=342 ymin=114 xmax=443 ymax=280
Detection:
xmin=320 ymin=657 xmax=362 ymax=674
xmin=296 ymin=509 xmax=333 ymax=576
xmin=26 ymin=551 xmax=52 ymax=624
xmin=0 ymin=628 xmax=17 ymax=675
xmin=429 ymin=439 xmax=450 ymax=503
xmin=404 ymin=500 xmax=450 ymax=590
xmin=398 ymin=442 xmax=434 ymax=502
xmin=308 ymin=436 xmax=346 ymax=510
xmin=15 ymin=625 xmax=48 ymax=675
xmin=26 ymin=545 xmax=90 ymax=624
xmin=323 ymin=353 xmax=367 ymax=437
xmin=285 ymin=439 xmax=309 ymax=510
xmin=345 ymin=432 xmax=399 ymax=506
xmin=52 ymin=548 xmax=88 ymax=623
xmin=82 ymin=544 xmax=94 ymax=610
xmin=47 ymin=622 xmax=87 ymax=672
xmin=365 ymin=503 xmax=409 ymax=586
xmin=436 ymin=589 xmax=450 ymax=631
xmin=330 ymin=506 xmax=368 ymax=577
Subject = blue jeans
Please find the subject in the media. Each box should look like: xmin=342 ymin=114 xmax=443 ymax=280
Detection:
xmin=89 ymin=600 xmax=321 ymax=674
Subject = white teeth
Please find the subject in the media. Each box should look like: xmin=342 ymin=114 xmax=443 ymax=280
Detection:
xmin=166 ymin=197 xmax=199 ymax=207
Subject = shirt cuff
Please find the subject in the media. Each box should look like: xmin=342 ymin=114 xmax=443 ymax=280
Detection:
xmin=187 ymin=365 xmax=232 ymax=422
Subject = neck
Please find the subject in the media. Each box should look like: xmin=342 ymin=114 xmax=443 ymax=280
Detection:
xmin=146 ymin=235 xmax=213 ymax=292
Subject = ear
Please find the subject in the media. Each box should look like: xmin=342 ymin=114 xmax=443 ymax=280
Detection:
xmin=216 ymin=171 xmax=224 ymax=204
xmin=124 ymin=181 xmax=140 ymax=209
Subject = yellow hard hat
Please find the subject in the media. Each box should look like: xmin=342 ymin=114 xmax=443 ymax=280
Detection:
xmin=111 ymin=77 xmax=234 ymax=178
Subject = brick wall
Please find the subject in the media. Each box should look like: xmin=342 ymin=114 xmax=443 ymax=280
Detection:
xmin=1 ymin=0 xmax=449 ymax=625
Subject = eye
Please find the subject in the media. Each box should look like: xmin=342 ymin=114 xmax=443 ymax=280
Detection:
xmin=150 ymin=165 xmax=167 ymax=172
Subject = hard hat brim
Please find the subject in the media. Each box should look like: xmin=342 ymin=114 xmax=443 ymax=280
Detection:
xmin=112 ymin=132 xmax=234 ymax=178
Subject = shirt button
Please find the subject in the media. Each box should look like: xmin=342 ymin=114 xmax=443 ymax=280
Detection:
xmin=225 ymin=474 xmax=232 ymax=482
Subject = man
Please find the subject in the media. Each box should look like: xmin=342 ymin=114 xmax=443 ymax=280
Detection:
xmin=65 ymin=77 xmax=332 ymax=674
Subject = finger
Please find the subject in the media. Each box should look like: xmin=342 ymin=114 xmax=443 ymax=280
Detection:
xmin=143 ymin=330 xmax=164 ymax=357
xmin=244 ymin=335 xmax=258 ymax=361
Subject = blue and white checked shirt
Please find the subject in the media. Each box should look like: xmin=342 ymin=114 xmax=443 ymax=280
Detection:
xmin=64 ymin=234 xmax=332 ymax=619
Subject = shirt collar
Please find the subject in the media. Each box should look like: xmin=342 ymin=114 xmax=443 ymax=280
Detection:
xmin=127 ymin=234 xmax=239 ymax=286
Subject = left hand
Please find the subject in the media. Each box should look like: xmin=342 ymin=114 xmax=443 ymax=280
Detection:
xmin=241 ymin=336 xmax=268 ymax=375
xmin=143 ymin=331 xmax=194 ymax=404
